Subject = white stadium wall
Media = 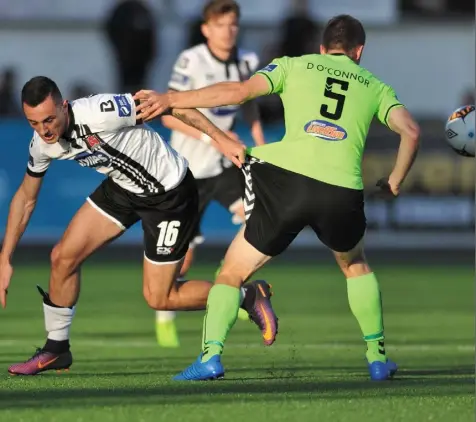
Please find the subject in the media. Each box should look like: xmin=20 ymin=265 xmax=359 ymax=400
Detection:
xmin=0 ymin=22 xmax=474 ymax=117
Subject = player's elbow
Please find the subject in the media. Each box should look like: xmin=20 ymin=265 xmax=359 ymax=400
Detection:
xmin=405 ymin=121 xmax=420 ymax=146
xmin=17 ymin=183 xmax=38 ymax=210
xmin=24 ymin=197 xmax=37 ymax=212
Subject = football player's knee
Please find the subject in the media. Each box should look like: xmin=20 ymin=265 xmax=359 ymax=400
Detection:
xmin=142 ymin=276 xmax=174 ymax=310
xmin=50 ymin=244 xmax=61 ymax=268
xmin=341 ymin=262 xmax=371 ymax=278
xmin=50 ymin=243 xmax=76 ymax=273
xmin=218 ymin=262 xmax=250 ymax=285
xmin=143 ymin=290 xmax=172 ymax=311
xmin=335 ymin=250 xmax=371 ymax=278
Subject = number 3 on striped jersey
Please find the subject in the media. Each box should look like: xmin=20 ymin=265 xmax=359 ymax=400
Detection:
xmin=156 ymin=221 xmax=181 ymax=247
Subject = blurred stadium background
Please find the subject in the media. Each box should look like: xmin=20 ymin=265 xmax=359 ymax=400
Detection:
xmin=0 ymin=0 xmax=474 ymax=253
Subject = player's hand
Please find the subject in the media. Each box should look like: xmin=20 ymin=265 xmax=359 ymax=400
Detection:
xmin=0 ymin=259 xmax=13 ymax=309
xmin=376 ymin=177 xmax=400 ymax=197
xmin=212 ymin=135 xmax=246 ymax=168
xmin=134 ymin=90 xmax=170 ymax=122
xmin=210 ymin=131 xmax=241 ymax=154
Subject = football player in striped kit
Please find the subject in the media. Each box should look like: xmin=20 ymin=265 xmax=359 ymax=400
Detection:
xmin=1 ymin=76 xmax=277 ymax=376
xmin=155 ymin=0 xmax=267 ymax=348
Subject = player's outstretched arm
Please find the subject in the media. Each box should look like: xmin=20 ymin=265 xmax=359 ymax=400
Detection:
xmin=161 ymin=91 xmax=215 ymax=143
xmin=134 ymin=75 xmax=270 ymax=122
xmin=170 ymin=108 xmax=246 ymax=167
xmin=386 ymin=107 xmax=420 ymax=195
xmin=0 ymin=174 xmax=44 ymax=308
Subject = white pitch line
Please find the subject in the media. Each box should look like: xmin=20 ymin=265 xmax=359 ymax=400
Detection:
xmin=0 ymin=339 xmax=473 ymax=352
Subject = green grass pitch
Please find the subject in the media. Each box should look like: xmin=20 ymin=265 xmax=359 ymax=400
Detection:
xmin=0 ymin=260 xmax=473 ymax=422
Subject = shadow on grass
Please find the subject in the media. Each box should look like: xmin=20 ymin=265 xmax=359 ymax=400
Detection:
xmin=0 ymin=374 xmax=473 ymax=410
xmin=402 ymin=366 xmax=476 ymax=377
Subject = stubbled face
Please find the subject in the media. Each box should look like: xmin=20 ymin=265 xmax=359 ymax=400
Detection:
xmin=23 ymin=95 xmax=68 ymax=144
xmin=202 ymin=12 xmax=239 ymax=52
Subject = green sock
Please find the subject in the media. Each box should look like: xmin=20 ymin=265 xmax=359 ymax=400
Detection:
xmin=346 ymin=272 xmax=386 ymax=363
xmin=201 ymin=284 xmax=240 ymax=363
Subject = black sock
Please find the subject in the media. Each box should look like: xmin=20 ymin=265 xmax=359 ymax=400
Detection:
xmin=42 ymin=338 xmax=70 ymax=354
xmin=37 ymin=284 xmax=74 ymax=309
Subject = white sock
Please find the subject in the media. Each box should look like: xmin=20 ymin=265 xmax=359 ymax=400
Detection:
xmin=44 ymin=303 xmax=75 ymax=341
xmin=156 ymin=310 xmax=176 ymax=322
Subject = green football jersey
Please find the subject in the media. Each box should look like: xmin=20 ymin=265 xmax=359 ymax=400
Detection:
xmin=248 ymin=54 xmax=403 ymax=190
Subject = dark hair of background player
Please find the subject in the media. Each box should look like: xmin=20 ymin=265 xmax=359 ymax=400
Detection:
xmin=21 ymin=76 xmax=63 ymax=107
xmin=202 ymin=0 xmax=241 ymax=23
xmin=322 ymin=15 xmax=366 ymax=52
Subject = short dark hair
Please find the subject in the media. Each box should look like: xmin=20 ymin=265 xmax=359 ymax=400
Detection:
xmin=21 ymin=76 xmax=63 ymax=107
xmin=322 ymin=15 xmax=366 ymax=52
xmin=203 ymin=0 xmax=240 ymax=22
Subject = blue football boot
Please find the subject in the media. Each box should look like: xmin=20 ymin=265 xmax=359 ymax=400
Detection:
xmin=173 ymin=354 xmax=224 ymax=381
xmin=368 ymin=358 xmax=398 ymax=381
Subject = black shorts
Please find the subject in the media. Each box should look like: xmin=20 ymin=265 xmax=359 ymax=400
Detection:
xmin=192 ymin=165 xmax=243 ymax=243
xmin=87 ymin=170 xmax=199 ymax=263
xmin=242 ymin=157 xmax=366 ymax=256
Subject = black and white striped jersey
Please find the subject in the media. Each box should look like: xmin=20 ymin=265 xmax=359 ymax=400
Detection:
xmin=168 ymin=44 xmax=259 ymax=179
xmin=27 ymin=93 xmax=188 ymax=195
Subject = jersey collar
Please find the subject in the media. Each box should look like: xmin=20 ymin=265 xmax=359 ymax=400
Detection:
xmin=62 ymin=103 xmax=76 ymax=140
xmin=205 ymin=44 xmax=241 ymax=79
xmin=205 ymin=43 xmax=238 ymax=65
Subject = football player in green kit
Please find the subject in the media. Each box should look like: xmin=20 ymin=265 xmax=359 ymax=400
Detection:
xmin=135 ymin=14 xmax=420 ymax=381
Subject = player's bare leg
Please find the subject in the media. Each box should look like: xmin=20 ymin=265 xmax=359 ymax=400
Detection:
xmin=143 ymin=256 xmax=214 ymax=357
xmin=174 ymin=226 xmax=278 ymax=381
xmin=180 ymin=244 xmax=196 ymax=276
xmin=333 ymin=238 xmax=397 ymax=381
xmin=211 ymin=225 xmax=277 ymax=341
xmin=8 ymin=201 xmax=125 ymax=375
xmin=154 ymin=245 xmax=196 ymax=348
xmin=143 ymin=255 xmax=211 ymax=311
xmin=155 ymin=201 xmax=247 ymax=346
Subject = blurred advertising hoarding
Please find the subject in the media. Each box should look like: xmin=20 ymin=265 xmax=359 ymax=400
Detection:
xmin=363 ymin=152 xmax=474 ymax=197
xmin=0 ymin=121 xmax=473 ymax=247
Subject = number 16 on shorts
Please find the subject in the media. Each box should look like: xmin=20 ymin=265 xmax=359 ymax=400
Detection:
xmin=156 ymin=221 xmax=181 ymax=255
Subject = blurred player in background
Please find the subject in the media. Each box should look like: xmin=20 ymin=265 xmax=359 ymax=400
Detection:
xmin=155 ymin=0 xmax=266 ymax=348
xmin=135 ymin=14 xmax=420 ymax=381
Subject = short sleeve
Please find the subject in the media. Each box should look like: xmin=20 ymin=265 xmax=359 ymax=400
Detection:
xmin=376 ymin=84 xmax=404 ymax=126
xmin=254 ymin=56 xmax=290 ymax=95
xmin=168 ymin=51 xmax=196 ymax=92
xmin=77 ymin=93 xmax=138 ymax=132
xmin=27 ymin=135 xmax=51 ymax=178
